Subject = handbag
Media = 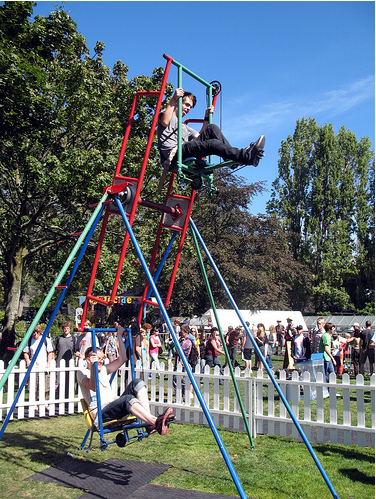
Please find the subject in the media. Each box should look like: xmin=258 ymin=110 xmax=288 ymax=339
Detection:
xmin=158 ymin=346 xmax=163 ymax=355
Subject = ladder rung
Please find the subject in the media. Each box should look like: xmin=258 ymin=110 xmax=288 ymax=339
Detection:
xmin=55 ymin=285 xmax=68 ymax=289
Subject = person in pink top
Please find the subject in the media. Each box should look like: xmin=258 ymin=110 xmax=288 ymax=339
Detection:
xmin=149 ymin=327 xmax=161 ymax=370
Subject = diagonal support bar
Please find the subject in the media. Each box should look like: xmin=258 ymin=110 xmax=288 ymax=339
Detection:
xmin=114 ymin=195 xmax=248 ymax=499
xmin=189 ymin=223 xmax=254 ymax=448
xmin=0 ymin=192 xmax=109 ymax=439
xmin=189 ymin=218 xmax=339 ymax=499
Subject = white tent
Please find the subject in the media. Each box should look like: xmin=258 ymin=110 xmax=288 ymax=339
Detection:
xmin=202 ymin=309 xmax=308 ymax=332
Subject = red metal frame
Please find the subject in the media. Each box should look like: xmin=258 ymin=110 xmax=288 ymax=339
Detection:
xmin=78 ymin=54 xmax=218 ymax=330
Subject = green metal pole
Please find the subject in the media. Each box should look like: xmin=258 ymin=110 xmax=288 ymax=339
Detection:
xmin=0 ymin=191 xmax=109 ymax=392
xmin=170 ymin=56 xmax=213 ymax=89
xmin=190 ymin=225 xmax=254 ymax=448
xmin=177 ymin=66 xmax=183 ymax=173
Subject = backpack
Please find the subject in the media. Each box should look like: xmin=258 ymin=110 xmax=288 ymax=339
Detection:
xmin=188 ymin=339 xmax=199 ymax=368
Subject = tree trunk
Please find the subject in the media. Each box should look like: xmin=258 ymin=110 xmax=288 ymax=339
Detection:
xmin=0 ymin=247 xmax=27 ymax=363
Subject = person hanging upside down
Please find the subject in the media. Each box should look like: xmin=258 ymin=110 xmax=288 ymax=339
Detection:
xmin=77 ymin=327 xmax=174 ymax=436
xmin=158 ymin=87 xmax=265 ymax=167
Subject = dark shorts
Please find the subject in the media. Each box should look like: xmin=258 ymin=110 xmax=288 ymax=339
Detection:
xmin=360 ymin=348 xmax=375 ymax=365
xmin=243 ymin=348 xmax=253 ymax=361
xmin=101 ymin=378 xmax=146 ymax=422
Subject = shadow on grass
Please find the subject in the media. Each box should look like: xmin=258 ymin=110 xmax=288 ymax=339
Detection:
xmin=339 ymin=467 xmax=375 ymax=485
xmin=1 ymin=425 xmax=81 ymax=469
xmin=313 ymin=443 xmax=375 ymax=463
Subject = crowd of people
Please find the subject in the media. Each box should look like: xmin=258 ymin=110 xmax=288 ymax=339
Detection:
xmin=21 ymin=315 xmax=374 ymax=412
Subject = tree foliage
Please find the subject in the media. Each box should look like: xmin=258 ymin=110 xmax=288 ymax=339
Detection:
xmin=0 ymin=2 xmax=167 ymax=358
xmin=166 ymin=169 xmax=312 ymax=317
xmin=267 ymin=117 xmax=375 ymax=313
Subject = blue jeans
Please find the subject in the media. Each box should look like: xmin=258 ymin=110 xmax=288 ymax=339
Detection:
xmin=323 ymin=359 xmax=335 ymax=383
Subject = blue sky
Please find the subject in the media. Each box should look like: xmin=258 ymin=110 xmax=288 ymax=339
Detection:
xmin=31 ymin=1 xmax=374 ymax=215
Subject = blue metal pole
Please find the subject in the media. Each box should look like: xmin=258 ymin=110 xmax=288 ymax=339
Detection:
xmin=89 ymin=328 xmax=108 ymax=450
xmin=0 ymin=200 xmax=107 ymax=440
xmin=115 ymin=196 xmax=248 ymax=499
xmin=189 ymin=219 xmax=339 ymax=499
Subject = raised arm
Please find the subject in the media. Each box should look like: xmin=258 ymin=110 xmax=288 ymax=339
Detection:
xmin=159 ymin=87 xmax=184 ymax=127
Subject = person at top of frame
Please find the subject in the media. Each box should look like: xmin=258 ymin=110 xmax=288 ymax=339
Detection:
xmin=157 ymin=87 xmax=265 ymax=167
xmin=77 ymin=326 xmax=174 ymax=435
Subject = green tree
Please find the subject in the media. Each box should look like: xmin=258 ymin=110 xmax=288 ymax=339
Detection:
xmin=0 ymin=2 xmax=167 ymax=359
xmin=267 ymin=118 xmax=375 ymax=313
xmin=165 ymin=169 xmax=312 ymax=317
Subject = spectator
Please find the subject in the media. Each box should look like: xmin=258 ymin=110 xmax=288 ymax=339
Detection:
xmin=149 ymin=327 xmax=162 ymax=371
xmin=190 ymin=327 xmax=200 ymax=353
xmin=282 ymin=323 xmax=295 ymax=370
xmin=129 ymin=317 xmax=142 ymax=364
xmin=225 ymin=326 xmax=242 ymax=368
xmin=319 ymin=322 xmax=337 ymax=383
xmin=292 ymin=326 xmax=306 ymax=362
xmin=23 ymin=324 xmax=54 ymax=410
xmin=254 ymin=324 xmax=272 ymax=370
xmin=275 ymin=320 xmax=284 ymax=355
xmin=268 ymin=325 xmax=277 ymax=354
xmin=359 ymin=320 xmax=374 ymax=376
xmin=311 ymin=317 xmax=325 ymax=354
xmin=142 ymin=322 xmax=152 ymax=341
xmin=77 ymin=339 xmax=174 ymax=435
xmin=54 ymin=321 xmax=76 ymax=399
xmin=75 ymin=303 xmax=83 ymax=329
xmin=241 ymin=322 xmax=253 ymax=372
xmin=54 ymin=321 xmax=76 ymax=366
xmin=76 ymin=320 xmax=99 ymax=366
xmin=347 ymin=322 xmax=362 ymax=376
xmin=330 ymin=327 xmax=341 ymax=374
xmin=104 ymin=330 xmax=118 ymax=362
xmin=198 ymin=331 xmax=207 ymax=374
xmin=205 ymin=327 xmax=224 ymax=384
xmin=173 ymin=325 xmax=192 ymax=401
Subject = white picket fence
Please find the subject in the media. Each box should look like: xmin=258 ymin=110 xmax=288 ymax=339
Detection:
xmin=254 ymin=369 xmax=375 ymax=448
xmin=0 ymin=360 xmax=374 ymax=448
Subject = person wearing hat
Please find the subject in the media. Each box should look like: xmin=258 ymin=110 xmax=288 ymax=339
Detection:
xmin=275 ymin=320 xmax=284 ymax=355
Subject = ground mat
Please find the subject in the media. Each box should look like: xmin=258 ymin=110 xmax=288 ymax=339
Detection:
xmin=27 ymin=457 xmax=240 ymax=498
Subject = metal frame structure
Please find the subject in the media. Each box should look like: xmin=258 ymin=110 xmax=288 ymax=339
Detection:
xmin=0 ymin=55 xmax=340 ymax=499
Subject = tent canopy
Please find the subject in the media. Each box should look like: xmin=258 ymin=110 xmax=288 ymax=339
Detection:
xmin=304 ymin=315 xmax=375 ymax=332
xmin=200 ymin=309 xmax=308 ymax=332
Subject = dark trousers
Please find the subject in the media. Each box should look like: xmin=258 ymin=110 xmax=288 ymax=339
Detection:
xmin=182 ymin=124 xmax=248 ymax=164
xmin=352 ymin=349 xmax=360 ymax=376
xmin=229 ymin=346 xmax=239 ymax=368
xmin=205 ymin=354 xmax=224 ymax=385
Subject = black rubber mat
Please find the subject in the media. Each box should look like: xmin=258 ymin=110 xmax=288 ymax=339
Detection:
xmin=27 ymin=458 xmax=241 ymax=498
xmin=27 ymin=458 xmax=168 ymax=498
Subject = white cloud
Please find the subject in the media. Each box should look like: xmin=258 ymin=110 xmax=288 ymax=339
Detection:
xmin=223 ymin=76 xmax=375 ymax=142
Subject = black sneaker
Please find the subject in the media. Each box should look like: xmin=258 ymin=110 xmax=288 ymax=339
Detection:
xmin=244 ymin=135 xmax=265 ymax=166
xmin=145 ymin=424 xmax=156 ymax=435
xmin=155 ymin=407 xmax=175 ymax=436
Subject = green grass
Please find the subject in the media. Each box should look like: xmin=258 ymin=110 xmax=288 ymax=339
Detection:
xmin=0 ymin=413 xmax=374 ymax=499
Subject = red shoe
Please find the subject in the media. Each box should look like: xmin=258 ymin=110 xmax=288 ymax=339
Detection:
xmin=155 ymin=407 xmax=174 ymax=436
